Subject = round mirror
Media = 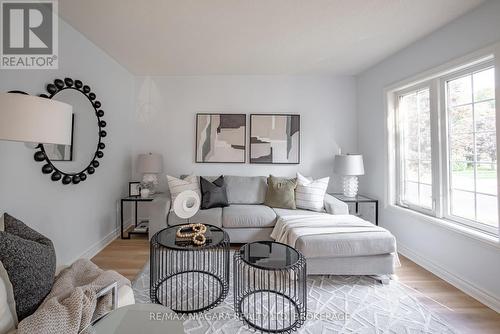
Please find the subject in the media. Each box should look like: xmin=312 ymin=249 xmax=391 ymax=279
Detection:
xmin=43 ymin=89 xmax=98 ymax=173
xmin=33 ymin=78 xmax=107 ymax=185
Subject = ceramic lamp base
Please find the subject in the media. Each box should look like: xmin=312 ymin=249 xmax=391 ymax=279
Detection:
xmin=142 ymin=173 xmax=158 ymax=195
xmin=343 ymin=175 xmax=359 ymax=198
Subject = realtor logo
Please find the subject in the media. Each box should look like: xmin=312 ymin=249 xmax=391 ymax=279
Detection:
xmin=1 ymin=0 xmax=58 ymax=69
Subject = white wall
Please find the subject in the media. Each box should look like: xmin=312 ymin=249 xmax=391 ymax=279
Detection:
xmin=0 ymin=19 xmax=134 ymax=265
xmin=133 ymin=75 xmax=357 ymax=192
xmin=357 ymin=0 xmax=500 ymax=311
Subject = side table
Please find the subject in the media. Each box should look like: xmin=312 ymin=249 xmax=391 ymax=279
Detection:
xmin=120 ymin=196 xmax=154 ymax=239
xmin=329 ymin=193 xmax=379 ymax=225
xmin=233 ymin=241 xmax=307 ymax=333
xmin=150 ymin=224 xmax=230 ymax=313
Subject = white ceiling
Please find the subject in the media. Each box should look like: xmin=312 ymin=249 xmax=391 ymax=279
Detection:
xmin=59 ymin=0 xmax=484 ymax=76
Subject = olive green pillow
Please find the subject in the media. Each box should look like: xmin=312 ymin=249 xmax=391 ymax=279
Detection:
xmin=264 ymin=175 xmax=297 ymax=209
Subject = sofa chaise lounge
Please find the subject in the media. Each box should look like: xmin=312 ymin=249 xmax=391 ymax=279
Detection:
xmin=149 ymin=175 xmax=397 ymax=277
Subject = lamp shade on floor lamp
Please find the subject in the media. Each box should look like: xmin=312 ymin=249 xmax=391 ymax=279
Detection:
xmin=0 ymin=93 xmax=73 ymax=145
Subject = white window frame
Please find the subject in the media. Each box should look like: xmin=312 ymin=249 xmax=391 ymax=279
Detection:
xmin=391 ymin=55 xmax=498 ymax=237
xmin=440 ymin=60 xmax=498 ymax=235
xmin=394 ymin=82 xmax=437 ymax=216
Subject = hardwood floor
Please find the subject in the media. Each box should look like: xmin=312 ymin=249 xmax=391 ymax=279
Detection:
xmin=92 ymin=236 xmax=500 ymax=334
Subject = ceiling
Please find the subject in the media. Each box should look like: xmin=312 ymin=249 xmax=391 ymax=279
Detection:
xmin=59 ymin=0 xmax=484 ymax=76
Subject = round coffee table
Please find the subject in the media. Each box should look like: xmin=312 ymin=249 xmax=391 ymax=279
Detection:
xmin=233 ymin=241 xmax=307 ymax=333
xmin=150 ymin=224 xmax=230 ymax=313
xmin=81 ymin=304 xmax=183 ymax=334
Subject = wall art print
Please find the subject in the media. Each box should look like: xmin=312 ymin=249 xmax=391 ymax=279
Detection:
xmin=250 ymin=114 xmax=300 ymax=164
xmin=196 ymin=113 xmax=246 ymax=163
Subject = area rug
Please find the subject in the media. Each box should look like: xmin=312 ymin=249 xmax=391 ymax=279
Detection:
xmin=132 ymin=261 xmax=457 ymax=334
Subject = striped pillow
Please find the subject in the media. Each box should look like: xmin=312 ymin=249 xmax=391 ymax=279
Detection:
xmin=295 ymin=173 xmax=329 ymax=212
xmin=166 ymin=174 xmax=201 ymax=205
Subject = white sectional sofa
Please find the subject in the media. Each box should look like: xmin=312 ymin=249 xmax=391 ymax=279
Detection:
xmin=149 ymin=175 xmax=397 ymax=277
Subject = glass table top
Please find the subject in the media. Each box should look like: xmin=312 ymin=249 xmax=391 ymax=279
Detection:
xmin=156 ymin=224 xmax=226 ymax=250
xmin=239 ymin=241 xmax=300 ymax=270
xmin=329 ymin=193 xmax=377 ymax=202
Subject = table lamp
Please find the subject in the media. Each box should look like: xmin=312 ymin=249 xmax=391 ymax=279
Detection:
xmin=0 ymin=92 xmax=72 ymax=145
xmin=137 ymin=153 xmax=163 ymax=194
xmin=334 ymin=154 xmax=364 ymax=197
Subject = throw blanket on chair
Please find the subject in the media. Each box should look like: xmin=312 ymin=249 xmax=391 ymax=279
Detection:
xmin=270 ymin=214 xmax=388 ymax=249
xmin=17 ymin=259 xmax=130 ymax=334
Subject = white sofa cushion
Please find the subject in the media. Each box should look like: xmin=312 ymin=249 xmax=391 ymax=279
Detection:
xmin=223 ymin=205 xmax=276 ymax=228
xmin=272 ymin=208 xmax=326 ymax=217
xmin=168 ymin=207 xmax=222 ymax=227
xmin=225 ymin=176 xmax=267 ymax=204
xmin=294 ymin=231 xmax=396 ymax=258
xmin=0 ymin=261 xmax=17 ymax=334
xmin=166 ymin=174 xmax=201 ymax=203
xmin=295 ymin=173 xmax=329 ymax=212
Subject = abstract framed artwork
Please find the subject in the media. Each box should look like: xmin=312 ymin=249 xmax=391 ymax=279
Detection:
xmin=250 ymin=114 xmax=300 ymax=164
xmin=196 ymin=113 xmax=246 ymax=163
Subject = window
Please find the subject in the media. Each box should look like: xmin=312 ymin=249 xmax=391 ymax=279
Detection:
xmin=445 ymin=66 xmax=497 ymax=230
xmin=394 ymin=59 xmax=498 ymax=235
xmin=397 ymin=88 xmax=433 ymax=211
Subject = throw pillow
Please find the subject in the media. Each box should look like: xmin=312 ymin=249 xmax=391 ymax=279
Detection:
xmin=295 ymin=172 xmax=330 ymax=212
xmin=0 ymin=213 xmax=56 ymax=321
xmin=200 ymin=176 xmax=229 ymax=209
xmin=0 ymin=261 xmax=17 ymax=334
xmin=167 ymin=174 xmax=201 ymax=204
xmin=264 ymin=175 xmax=297 ymax=209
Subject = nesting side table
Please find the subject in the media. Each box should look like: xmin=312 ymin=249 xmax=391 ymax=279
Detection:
xmin=150 ymin=224 xmax=230 ymax=314
xmin=233 ymin=241 xmax=307 ymax=333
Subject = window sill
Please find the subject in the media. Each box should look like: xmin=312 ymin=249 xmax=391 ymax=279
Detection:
xmin=387 ymin=204 xmax=500 ymax=249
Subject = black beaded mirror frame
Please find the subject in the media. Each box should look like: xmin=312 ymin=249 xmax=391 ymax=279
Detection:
xmin=33 ymin=78 xmax=107 ymax=185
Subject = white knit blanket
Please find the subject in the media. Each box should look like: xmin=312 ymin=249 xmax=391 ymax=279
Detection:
xmin=270 ymin=214 xmax=387 ymax=248
xmin=17 ymin=259 xmax=130 ymax=334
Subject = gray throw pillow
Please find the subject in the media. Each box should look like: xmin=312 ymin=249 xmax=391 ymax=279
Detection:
xmin=264 ymin=175 xmax=297 ymax=209
xmin=200 ymin=176 xmax=229 ymax=209
xmin=0 ymin=213 xmax=56 ymax=321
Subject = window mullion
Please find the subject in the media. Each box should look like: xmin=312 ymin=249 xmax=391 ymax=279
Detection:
xmin=430 ymin=79 xmax=442 ymax=217
xmin=417 ymin=92 xmax=422 ymax=206
xmin=471 ymin=75 xmax=478 ymax=221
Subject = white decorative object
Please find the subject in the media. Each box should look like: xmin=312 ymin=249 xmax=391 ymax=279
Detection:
xmin=295 ymin=173 xmax=330 ymax=212
xmin=172 ymin=190 xmax=200 ymax=219
xmin=137 ymin=153 xmax=163 ymax=194
xmin=334 ymin=154 xmax=364 ymax=198
xmin=140 ymin=188 xmax=150 ymax=199
xmin=0 ymin=93 xmax=73 ymax=145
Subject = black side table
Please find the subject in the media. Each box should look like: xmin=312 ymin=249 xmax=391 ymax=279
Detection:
xmin=330 ymin=193 xmax=379 ymax=225
xmin=120 ymin=196 xmax=154 ymax=239
xmin=150 ymin=225 xmax=230 ymax=313
xmin=234 ymin=241 xmax=307 ymax=333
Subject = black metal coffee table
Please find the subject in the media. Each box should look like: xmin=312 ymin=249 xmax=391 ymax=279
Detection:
xmin=234 ymin=241 xmax=307 ymax=333
xmin=150 ymin=224 xmax=230 ymax=313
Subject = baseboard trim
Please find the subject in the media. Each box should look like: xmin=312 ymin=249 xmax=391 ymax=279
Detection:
xmin=398 ymin=243 xmax=500 ymax=313
xmin=71 ymin=219 xmax=133 ymax=264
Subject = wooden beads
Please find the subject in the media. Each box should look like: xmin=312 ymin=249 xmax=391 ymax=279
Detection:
xmin=176 ymin=223 xmax=207 ymax=246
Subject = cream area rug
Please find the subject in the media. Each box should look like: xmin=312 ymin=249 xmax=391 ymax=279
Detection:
xmin=132 ymin=261 xmax=457 ymax=334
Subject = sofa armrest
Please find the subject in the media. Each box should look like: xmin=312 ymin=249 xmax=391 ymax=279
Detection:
xmin=149 ymin=194 xmax=171 ymax=240
xmin=324 ymin=194 xmax=349 ymax=215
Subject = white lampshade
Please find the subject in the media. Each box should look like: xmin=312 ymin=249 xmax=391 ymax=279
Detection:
xmin=334 ymin=154 xmax=365 ymax=176
xmin=0 ymin=93 xmax=73 ymax=145
xmin=137 ymin=153 xmax=164 ymax=174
